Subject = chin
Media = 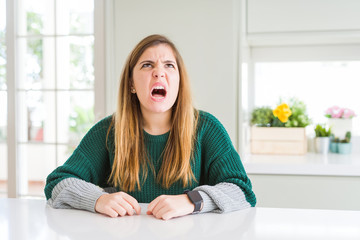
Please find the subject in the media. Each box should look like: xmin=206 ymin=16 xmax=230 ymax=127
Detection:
xmin=141 ymin=99 xmax=176 ymax=115
xmin=151 ymin=107 xmax=172 ymax=114
xmin=147 ymin=103 xmax=173 ymax=114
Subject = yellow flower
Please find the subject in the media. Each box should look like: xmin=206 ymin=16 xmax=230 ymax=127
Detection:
xmin=273 ymin=103 xmax=292 ymax=123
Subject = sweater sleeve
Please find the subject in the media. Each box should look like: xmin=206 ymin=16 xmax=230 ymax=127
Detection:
xmin=44 ymin=116 xmax=113 ymax=201
xmin=195 ymin=182 xmax=250 ymax=213
xmin=198 ymin=112 xmax=256 ymax=208
xmin=47 ymin=177 xmax=108 ymax=212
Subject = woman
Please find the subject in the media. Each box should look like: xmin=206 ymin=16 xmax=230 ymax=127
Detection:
xmin=45 ymin=34 xmax=256 ymax=220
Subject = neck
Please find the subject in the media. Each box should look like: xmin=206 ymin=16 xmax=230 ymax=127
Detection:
xmin=141 ymin=109 xmax=172 ymax=135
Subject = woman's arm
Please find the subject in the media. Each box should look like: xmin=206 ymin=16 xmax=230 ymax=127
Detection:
xmin=196 ymin=112 xmax=256 ymax=211
xmin=195 ymin=182 xmax=251 ymax=213
xmin=45 ymin=116 xmax=117 ymax=212
xmin=45 ymin=115 xmax=142 ymax=217
xmin=45 ymin=117 xmax=113 ymax=200
xmin=146 ymin=112 xmax=256 ymax=220
xmin=48 ymin=177 xmax=141 ymax=217
xmin=47 ymin=177 xmax=106 ymax=212
xmin=146 ymin=182 xmax=248 ymax=220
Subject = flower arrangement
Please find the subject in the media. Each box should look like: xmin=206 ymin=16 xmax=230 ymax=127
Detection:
xmin=251 ymin=98 xmax=311 ymax=127
xmin=273 ymin=103 xmax=292 ymax=123
xmin=325 ymin=106 xmax=356 ymax=119
xmin=250 ymin=107 xmax=273 ymax=127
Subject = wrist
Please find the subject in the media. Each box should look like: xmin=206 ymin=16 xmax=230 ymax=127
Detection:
xmin=184 ymin=190 xmax=204 ymax=213
xmin=94 ymin=192 xmax=108 ymax=213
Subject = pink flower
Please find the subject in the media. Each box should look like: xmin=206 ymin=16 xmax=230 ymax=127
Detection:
xmin=325 ymin=106 xmax=356 ymax=119
xmin=325 ymin=106 xmax=338 ymax=115
xmin=342 ymin=108 xmax=356 ymax=119
xmin=332 ymin=108 xmax=344 ymax=118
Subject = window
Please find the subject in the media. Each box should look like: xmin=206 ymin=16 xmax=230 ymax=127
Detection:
xmin=245 ymin=43 xmax=360 ymax=156
xmin=253 ymin=61 xmax=360 ymax=136
xmin=0 ymin=0 xmax=7 ymax=197
xmin=4 ymin=0 xmax=103 ymax=198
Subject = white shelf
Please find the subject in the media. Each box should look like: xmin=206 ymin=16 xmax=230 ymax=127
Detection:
xmin=243 ymin=152 xmax=360 ymax=177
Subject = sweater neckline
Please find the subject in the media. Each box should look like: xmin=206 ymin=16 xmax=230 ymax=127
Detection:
xmin=143 ymin=130 xmax=170 ymax=143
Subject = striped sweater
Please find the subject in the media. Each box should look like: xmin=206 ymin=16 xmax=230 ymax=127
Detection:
xmin=45 ymin=111 xmax=256 ymax=209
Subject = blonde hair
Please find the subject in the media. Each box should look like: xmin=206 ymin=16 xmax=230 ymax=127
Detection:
xmin=108 ymin=34 xmax=198 ymax=192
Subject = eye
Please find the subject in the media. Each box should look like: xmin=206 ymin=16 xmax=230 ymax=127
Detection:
xmin=141 ymin=63 xmax=152 ymax=68
xmin=165 ymin=63 xmax=175 ymax=68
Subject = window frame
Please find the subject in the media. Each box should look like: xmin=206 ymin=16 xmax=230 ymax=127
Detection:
xmin=248 ymin=44 xmax=360 ymax=113
xmin=6 ymin=0 xmax=105 ymax=198
xmin=244 ymin=41 xmax=360 ymax=157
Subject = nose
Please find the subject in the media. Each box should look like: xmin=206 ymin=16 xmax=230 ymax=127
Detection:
xmin=152 ymin=68 xmax=165 ymax=78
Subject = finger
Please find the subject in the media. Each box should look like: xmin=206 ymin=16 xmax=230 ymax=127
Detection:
xmin=162 ymin=210 xmax=177 ymax=221
xmin=117 ymin=198 xmax=136 ymax=216
xmin=121 ymin=193 xmax=141 ymax=215
xmin=151 ymin=200 xmax=164 ymax=217
xmin=151 ymin=197 xmax=172 ymax=218
xmin=111 ymin=203 xmax=127 ymax=217
xmin=147 ymin=196 xmax=162 ymax=214
xmin=154 ymin=204 xmax=172 ymax=220
xmin=103 ymin=206 xmax=119 ymax=218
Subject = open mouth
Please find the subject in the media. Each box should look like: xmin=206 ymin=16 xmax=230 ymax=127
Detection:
xmin=151 ymin=86 xmax=167 ymax=99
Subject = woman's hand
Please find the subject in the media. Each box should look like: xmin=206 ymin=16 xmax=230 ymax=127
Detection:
xmin=147 ymin=194 xmax=195 ymax=220
xmin=95 ymin=192 xmax=141 ymax=218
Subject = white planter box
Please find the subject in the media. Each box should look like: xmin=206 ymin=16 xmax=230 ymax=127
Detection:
xmin=251 ymin=127 xmax=307 ymax=155
xmin=327 ymin=118 xmax=352 ymax=139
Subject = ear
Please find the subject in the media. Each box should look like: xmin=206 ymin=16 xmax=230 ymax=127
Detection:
xmin=129 ymin=79 xmax=136 ymax=93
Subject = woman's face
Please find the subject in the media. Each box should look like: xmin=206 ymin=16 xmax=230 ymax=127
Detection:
xmin=132 ymin=44 xmax=180 ymax=115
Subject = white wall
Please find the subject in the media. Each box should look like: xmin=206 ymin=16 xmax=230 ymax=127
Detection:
xmin=247 ymin=0 xmax=360 ymax=33
xmin=247 ymin=0 xmax=360 ymax=46
xmin=107 ymin=0 xmax=243 ymax=146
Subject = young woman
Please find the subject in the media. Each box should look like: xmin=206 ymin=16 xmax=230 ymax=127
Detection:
xmin=45 ymin=34 xmax=256 ymax=220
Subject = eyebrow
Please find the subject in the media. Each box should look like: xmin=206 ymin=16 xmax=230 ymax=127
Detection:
xmin=139 ymin=60 xmax=177 ymax=65
xmin=164 ymin=60 xmax=177 ymax=65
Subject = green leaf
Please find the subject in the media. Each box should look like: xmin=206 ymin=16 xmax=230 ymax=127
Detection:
xmin=251 ymin=107 xmax=273 ymax=126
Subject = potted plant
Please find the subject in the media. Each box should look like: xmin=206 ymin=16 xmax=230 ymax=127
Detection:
xmin=251 ymin=107 xmax=273 ymax=127
xmin=283 ymin=98 xmax=311 ymax=128
xmin=325 ymin=106 xmax=356 ymax=139
xmin=314 ymin=124 xmax=332 ymax=154
xmin=250 ymin=98 xmax=311 ymax=155
xmin=338 ymin=131 xmax=352 ymax=154
xmin=329 ymin=134 xmax=339 ymax=153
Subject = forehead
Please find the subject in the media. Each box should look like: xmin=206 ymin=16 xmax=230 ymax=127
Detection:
xmin=138 ymin=44 xmax=177 ymax=62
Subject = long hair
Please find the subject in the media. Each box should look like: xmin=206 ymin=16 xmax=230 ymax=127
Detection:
xmin=108 ymin=34 xmax=198 ymax=192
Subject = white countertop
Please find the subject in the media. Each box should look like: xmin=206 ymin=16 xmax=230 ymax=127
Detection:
xmin=243 ymin=153 xmax=360 ymax=176
xmin=1 ymin=198 xmax=360 ymax=240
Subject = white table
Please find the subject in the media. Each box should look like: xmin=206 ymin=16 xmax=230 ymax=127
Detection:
xmin=1 ymin=198 xmax=360 ymax=240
